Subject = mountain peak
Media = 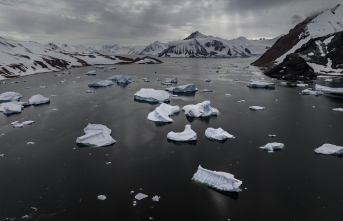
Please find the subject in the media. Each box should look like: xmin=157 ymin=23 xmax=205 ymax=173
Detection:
xmin=184 ymin=31 xmax=207 ymax=40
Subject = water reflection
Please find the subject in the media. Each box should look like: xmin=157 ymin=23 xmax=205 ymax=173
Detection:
xmin=167 ymin=139 xmax=197 ymax=146
xmin=209 ymin=187 xmax=239 ymax=200
xmin=186 ymin=116 xmax=215 ymax=124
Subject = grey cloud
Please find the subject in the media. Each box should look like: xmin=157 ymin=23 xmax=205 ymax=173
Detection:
xmin=291 ymin=15 xmax=303 ymax=24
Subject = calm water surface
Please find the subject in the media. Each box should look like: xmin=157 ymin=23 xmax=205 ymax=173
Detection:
xmin=0 ymin=57 xmax=343 ymax=221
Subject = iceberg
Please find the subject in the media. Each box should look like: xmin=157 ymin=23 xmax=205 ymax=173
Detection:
xmin=314 ymin=143 xmax=343 ymax=155
xmin=315 ymin=84 xmax=343 ymax=94
xmin=301 ymin=89 xmax=323 ymax=96
xmin=76 ymin=124 xmax=116 ymax=147
xmin=249 ymin=106 xmax=265 ymax=110
xmin=22 ymin=120 xmax=34 ymax=125
xmin=62 ymin=71 xmax=71 ymax=74
xmin=152 ymin=195 xmax=160 ymax=202
xmin=332 ymin=108 xmax=343 ymax=112
xmin=108 ymin=75 xmax=132 ymax=84
xmin=205 ymin=128 xmax=235 ymax=140
xmin=134 ymin=88 xmax=170 ymax=104
xmin=86 ymin=70 xmax=96 ymax=75
xmin=165 ymin=84 xmax=197 ymax=93
xmin=192 ymin=165 xmax=242 ymax=192
xmin=0 ymin=102 xmax=23 ymax=115
xmin=165 ymin=77 xmax=178 ymax=83
xmin=135 ymin=193 xmax=148 ymax=200
xmin=247 ymin=79 xmax=275 ymax=89
xmin=147 ymin=103 xmax=180 ymax=123
xmin=182 ymin=100 xmax=219 ymax=117
xmin=88 ymin=80 xmax=113 ymax=87
xmin=167 ymin=125 xmax=197 ymax=141
xmin=97 ymin=195 xmax=106 ymax=200
xmin=0 ymin=92 xmax=22 ymax=103
xmin=260 ymin=142 xmax=284 ymax=152
xmin=28 ymin=94 xmax=50 ymax=105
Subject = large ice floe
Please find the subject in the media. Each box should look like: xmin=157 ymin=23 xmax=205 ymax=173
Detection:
xmin=28 ymin=94 xmax=50 ymax=105
xmin=315 ymin=84 xmax=343 ymax=94
xmin=108 ymin=75 xmax=132 ymax=84
xmin=247 ymin=79 xmax=275 ymax=89
xmin=182 ymin=101 xmax=219 ymax=117
xmin=147 ymin=103 xmax=180 ymax=123
xmin=0 ymin=92 xmax=22 ymax=103
xmin=205 ymin=128 xmax=235 ymax=140
xmin=314 ymin=143 xmax=343 ymax=155
xmin=134 ymin=88 xmax=170 ymax=103
xmin=76 ymin=124 xmax=116 ymax=147
xmin=0 ymin=102 xmax=23 ymax=115
xmin=167 ymin=125 xmax=197 ymax=141
xmin=88 ymin=80 xmax=113 ymax=87
xmin=165 ymin=84 xmax=197 ymax=93
xmin=260 ymin=142 xmax=284 ymax=152
xmin=301 ymin=89 xmax=323 ymax=96
xmin=192 ymin=165 xmax=242 ymax=192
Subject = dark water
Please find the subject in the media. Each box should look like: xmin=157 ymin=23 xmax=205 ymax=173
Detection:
xmin=0 ymin=57 xmax=343 ymax=221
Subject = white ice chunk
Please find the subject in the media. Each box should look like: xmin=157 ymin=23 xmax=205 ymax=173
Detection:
xmin=237 ymin=100 xmax=245 ymax=103
xmin=205 ymin=127 xmax=235 ymax=140
xmin=268 ymin=134 xmax=276 ymax=137
xmin=86 ymin=70 xmax=96 ymax=75
xmin=332 ymin=108 xmax=343 ymax=112
xmin=202 ymin=89 xmax=213 ymax=92
xmin=167 ymin=125 xmax=197 ymax=141
xmin=86 ymin=90 xmax=95 ymax=93
xmin=13 ymin=123 xmax=24 ymax=128
xmin=0 ymin=92 xmax=22 ymax=103
xmin=315 ymin=84 xmax=343 ymax=94
xmin=147 ymin=103 xmax=180 ymax=123
xmin=247 ymin=79 xmax=275 ymax=89
xmin=325 ymin=79 xmax=333 ymax=82
xmin=135 ymin=193 xmax=148 ymax=200
xmin=249 ymin=106 xmax=265 ymax=110
xmin=0 ymin=154 xmax=4 ymax=157
xmin=296 ymin=84 xmax=308 ymax=87
xmin=29 ymin=94 xmax=50 ymax=105
xmin=314 ymin=143 xmax=343 ymax=155
xmin=97 ymin=195 xmax=106 ymax=200
xmin=88 ymin=80 xmax=113 ymax=87
xmin=62 ymin=71 xmax=71 ymax=74
xmin=27 ymin=142 xmax=35 ymax=145
xmin=130 ymin=191 xmax=134 ymax=194
xmin=0 ymin=102 xmax=23 ymax=115
xmin=39 ymin=86 xmax=47 ymax=89
xmin=165 ymin=77 xmax=178 ymax=83
xmin=108 ymin=75 xmax=132 ymax=84
xmin=301 ymin=89 xmax=323 ymax=96
xmin=152 ymin=195 xmax=160 ymax=202
xmin=134 ymin=88 xmax=170 ymax=103
xmin=166 ymin=84 xmax=197 ymax=93
xmin=182 ymin=100 xmax=219 ymax=117
xmin=11 ymin=121 xmax=19 ymax=125
xmin=108 ymin=67 xmax=116 ymax=70
xmin=192 ymin=165 xmax=242 ymax=192
xmin=22 ymin=120 xmax=34 ymax=125
xmin=76 ymin=124 xmax=116 ymax=147
xmin=260 ymin=142 xmax=284 ymax=152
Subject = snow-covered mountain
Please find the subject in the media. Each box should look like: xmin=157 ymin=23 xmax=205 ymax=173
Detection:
xmin=253 ymin=4 xmax=343 ymax=67
xmin=158 ymin=31 xmax=279 ymax=58
xmin=0 ymin=37 xmax=162 ymax=79
xmin=138 ymin=41 xmax=169 ymax=55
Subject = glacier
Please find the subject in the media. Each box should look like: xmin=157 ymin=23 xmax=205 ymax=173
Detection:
xmin=76 ymin=124 xmax=116 ymax=147
xmin=147 ymin=103 xmax=180 ymax=123
xmin=0 ymin=92 xmax=22 ymax=103
xmin=182 ymin=100 xmax=219 ymax=117
xmin=192 ymin=165 xmax=242 ymax=192
xmin=205 ymin=128 xmax=235 ymax=140
xmin=260 ymin=142 xmax=284 ymax=152
xmin=314 ymin=143 xmax=343 ymax=155
xmin=88 ymin=80 xmax=113 ymax=87
xmin=28 ymin=94 xmax=50 ymax=105
xmin=165 ymin=84 xmax=197 ymax=93
xmin=167 ymin=125 xmax=197 ymax=142
xmin=134 ymin=88 xmax=170 ymax=104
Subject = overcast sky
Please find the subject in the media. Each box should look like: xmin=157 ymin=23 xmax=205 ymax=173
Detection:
xmin=0 ymin=0 xmax=341 ymax=46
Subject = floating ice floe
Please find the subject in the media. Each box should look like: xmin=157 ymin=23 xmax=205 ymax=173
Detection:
xmin=108 ymin=67 xmax=116 ymax=70
xmin=86 ymin=70 xmax=96 ymax=75
xmin=0 ymin=102 xmax=23 ymax=115
xmin=76 ymin=124 xmax=116 ymax=147
xmin=296 ymin=84 xmax=308 ymax=87
xmin=192 ymin=165 xmax=242 ymax=192
xmin=29 ymin=94 xmax=50 ymax=105
xmin=301 ymin=89 xmax=323 ymax=96
xmin=268 ymin=134 xmax=276 ymax=137
xmin=0 ymin=92 xmax=22 ymax=103
xmin=247 ymin=79 xmax=275 ymax=89
xmin=108 ymin=75 xmax=132 ymax=84
xmin=147 ymin=103 xmax=180 ymax=123
xmin=142 ymin=78 xmax=151 ymax=82
xmin=210 ymin=70 xmax=219 ymax=73
xmin=161 ymin=82 xmax=172 ymax=86
xmin=332 ymin=108 xmax=343 ymax=112
xmin=12 ymin=122 xmax=24 ymax=128
xmin=314 ymin=144 xmax=343 ymax=155
xmin=182 ymin=100 xmax=219 ymax=117
xmin=324 ymin=79 xmax=333 ymax=82
xmin=249 ymin=106 xmax=265 ymax=110
xmin=152 ymin=195 xmax=160 ymax=202
xmin=88 ymin=80 xmax=113 ymax=87
xmin=205 ymin=79 xmax=211 ymax=82
xmin=62 ymin=71 xmax=71 ymax=74
xmin=0 ymin=154 xmax=4 ymax=157
xmin=165 ymin=84 xmax=197 ymax=93
xmin=202 ymin=89 xmax=213 ymax=92
xmin=27 ymin=142 xmax=35 ymax=145
xmin=205 ymin=128 xmax=235 ymax=140
xmin=135 ymin=193 xmax=148 ymax=200
xmin=165 ymin=77 xmax=178 ymax=83
xmin=97 ymin=195 xmax=106 ymax=200
xmin=22 ymin=120 xmax=34 ymax=125
xmin=86 ymin=90 xmax=95 ymax=93
xmin=315 ymin=84 xmax=343 ymax=94
xmin=237 ymin=100 xmax=246 ymax=103
xmin=260 ymin=142 xmax=284 ymax=152
xmin=40 ymin=86 xmax=47 ymax=89
xmin=134 ymin=88 xmax=170 ymax=103
xmin=167 ymin=125 xmax=197 ymax=141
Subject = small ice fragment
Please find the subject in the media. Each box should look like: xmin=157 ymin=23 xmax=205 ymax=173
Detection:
xmin=62 ymin=71 xmax=71 ymax=74
xmin=25 ymin=87 xmax=31 ymax=89
xmin=247 ymin=79 xmax=275 ymax=89
xmin=202 ymin=89 xmax=213 ymax=92
xmin=205 ymin=79 xmax=211 ymax=82
xmin=301 ymin=89 xmax=323 ymax=96
xmin=225 ymin=94 xmax=231 ymax=96
xmin=88 ymin=80 xmax=113 ymax=87
xmin=97 ymin=195 xmax=106 ymax=200
xmin=152 ymin=195 xmax=160 ymax=202
xmin=325 ymin=79 xmax=333 ymax=82
xmin=0 ymin=154 xmax=4 ymax=157
xmin=260 ymin=142 xmax=284 ymax=152
xmin=13 ymin=123 xmax=24 ymax=128
xmin=22 ymin=120 xmax=34 ymax=125
xmin=237 ymin=100 xmax=245 ymax=103
xmin=296 ymin=84 xmax=308 ymax=87
xmin=31 ymin=207 xmax=38 ymax=211
xmin=87 ymin=90 xmax=95 ymax=93
xmin=86 ymin=70 xmax=96 ymax=75
xmin=249 ymin=106 xmax=265 ymax=110
xmin=0 ymin=92 xmax=22 ymax=103
xmin=314 ymin=143 xmax=343 ymax=155
xmin=11 ymin=121 xmax=20 ymax=125
xmin=27 ymin=142 xmax=35 ymax=145
xmin=29 ymin=94 xmax=50 ymax=105
xmin=135 ymin=193 xmax=148 ymax=200
xmin=172 ymin=95 xmax=178 ymax=97
xmin=268 ymin=134 xmax=276 ymax=137
xmin=130 ymin=191 xmax=134 ymax=194
xmin=165 ymin=77 xmax=178 ymax=83
xmin=39 ymin=86 xmax=47 ymax=89
xmin=166 ymin=84 xmax=197 ymax=93
xmin=51 ymin=95 xmax=57 ymax=97
xmin=332 ymin=108 xmax=343 ymax=112
xmin=108 ymin=67 xmax=116 ymax=70
xmin=106 ymin=162 xmax=111 ymax=165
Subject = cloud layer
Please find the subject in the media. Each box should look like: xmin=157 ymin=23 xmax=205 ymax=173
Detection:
xmin=0 ymin=0 xmax=341 ymax=46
